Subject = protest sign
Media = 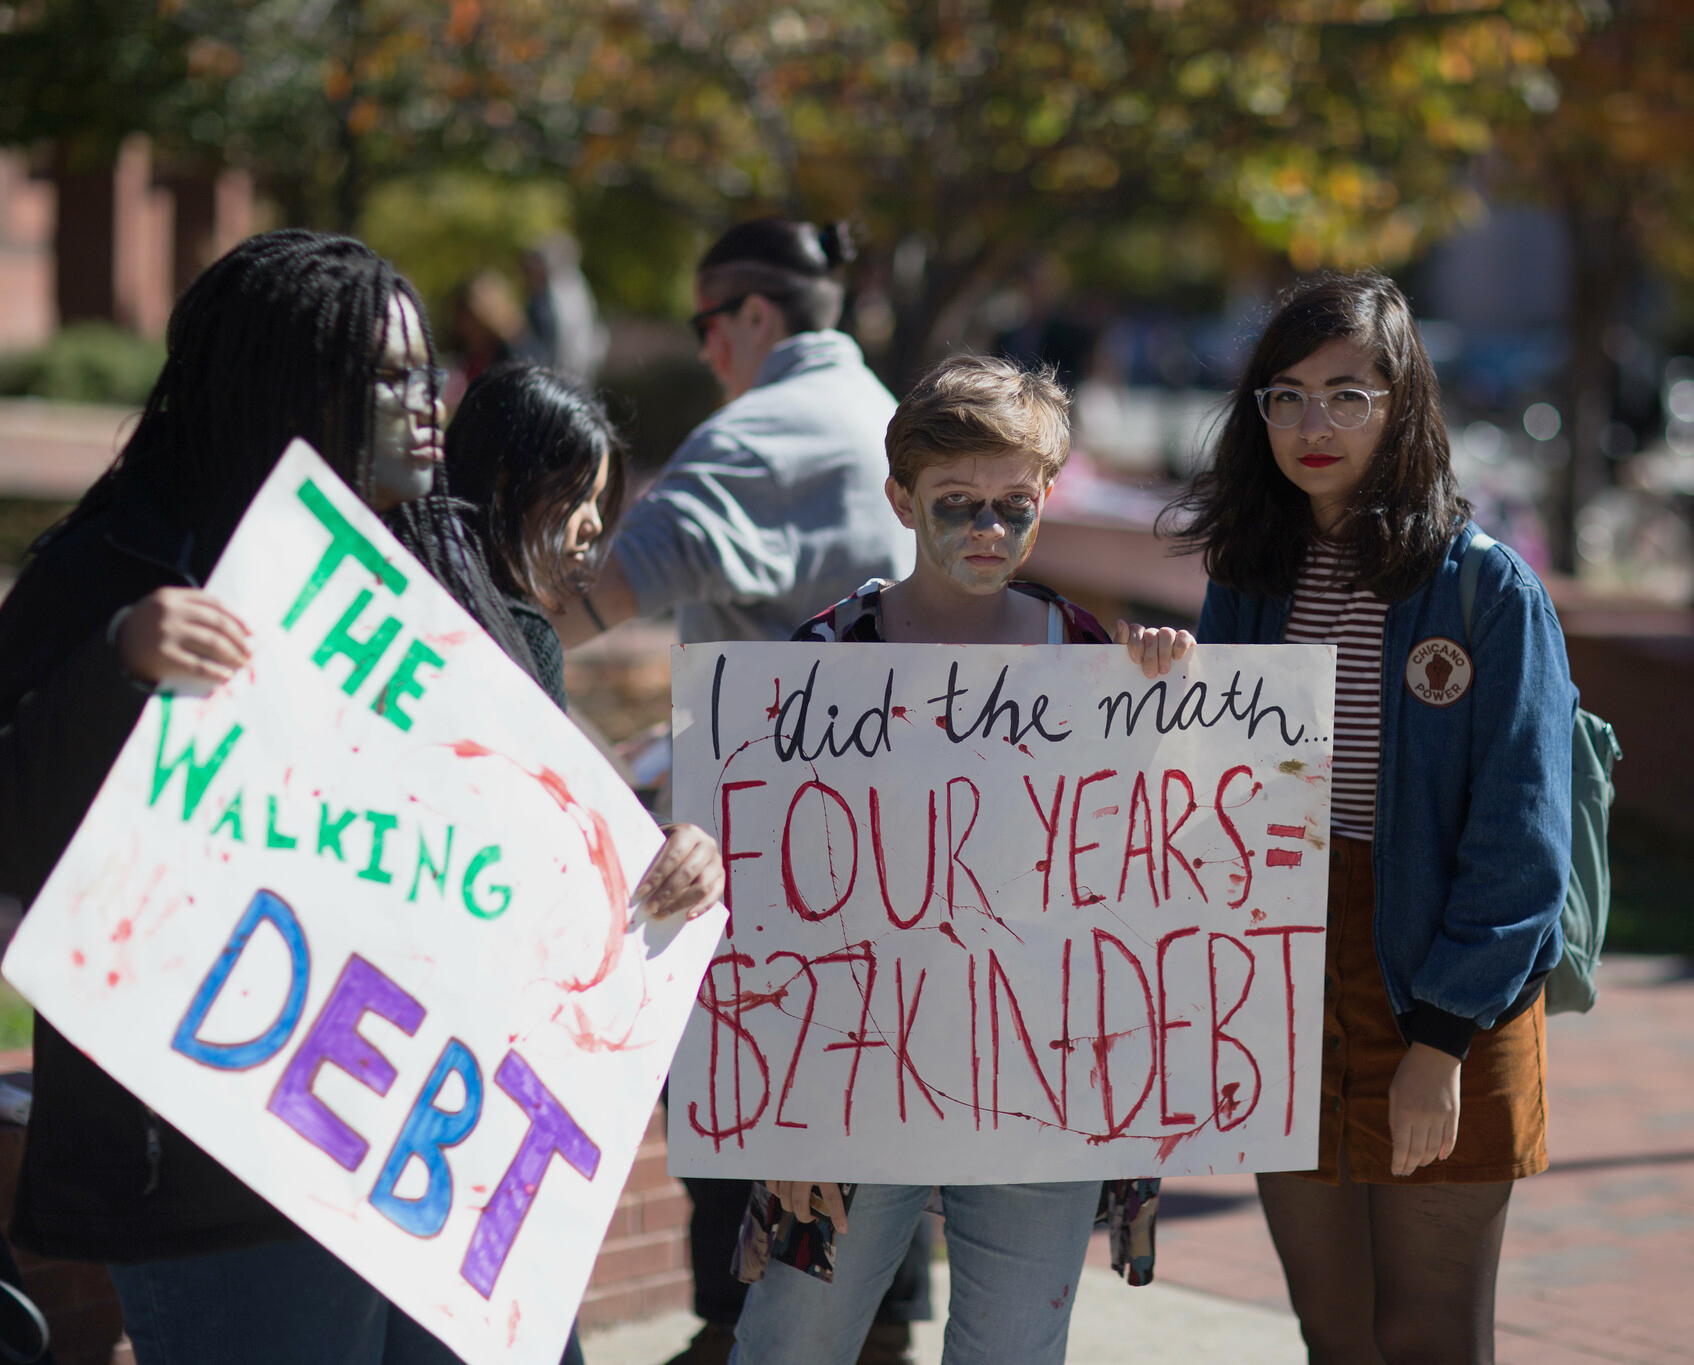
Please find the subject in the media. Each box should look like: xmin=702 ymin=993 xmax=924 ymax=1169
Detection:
xmin=4 ymin=440 xmax=726 ymax=1365
xmin=668 ymin=641 xmax=1333 ymax=1182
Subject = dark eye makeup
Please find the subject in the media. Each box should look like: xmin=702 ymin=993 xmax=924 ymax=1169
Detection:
xmin=928 ymin=495 xmax=1038 ymax=534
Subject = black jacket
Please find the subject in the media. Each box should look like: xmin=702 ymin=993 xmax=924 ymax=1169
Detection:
xmin=0 ymin=487 xmax=295 ymax=1262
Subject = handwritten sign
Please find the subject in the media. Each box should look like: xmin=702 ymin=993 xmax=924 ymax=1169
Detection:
xmin=4 ymin=441 xmax=726 ymax=1365
xmin=667 ymin=641 xmax=1334 ymax=1182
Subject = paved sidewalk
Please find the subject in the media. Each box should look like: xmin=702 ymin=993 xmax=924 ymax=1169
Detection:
xmin=582 ymin=1261 xmax=1306 ymax=1364
xmin=586 ymin=956 xmax=1694 ymax=1364
xmin=1102 ymin=954 xmax=1694 ymax=1364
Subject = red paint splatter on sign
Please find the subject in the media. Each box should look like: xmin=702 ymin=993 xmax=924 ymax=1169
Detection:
xmin=1156 ymin=1129 xmax=1199 ymax=1161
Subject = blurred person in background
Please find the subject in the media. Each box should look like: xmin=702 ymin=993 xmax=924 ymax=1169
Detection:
xmin=0 ymin=230 xmax=722 ymax=1365
xmin=520 ymin=235 xmax=609 ymax=384
xmin=549 ymin=217 xmax=923 ymax=1365
xmin=447 ymin=268 xmax=528 ymax=389
xmin=446 ymin=359 xmax=630 ymax=713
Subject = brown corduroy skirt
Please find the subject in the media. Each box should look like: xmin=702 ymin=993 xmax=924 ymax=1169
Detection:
xmin=1294 ymin=835 xmax=1548 ymax=1185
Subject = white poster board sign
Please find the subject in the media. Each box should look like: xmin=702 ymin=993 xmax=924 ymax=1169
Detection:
xmin=668 ymin=641 xmax=1334 ymax=1182
xmin=4 ymin=441 xmax=726 ymax=1365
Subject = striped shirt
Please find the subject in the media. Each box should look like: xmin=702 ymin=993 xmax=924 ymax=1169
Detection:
xmin=1284 ymin=541 xmax=1387 ymax=840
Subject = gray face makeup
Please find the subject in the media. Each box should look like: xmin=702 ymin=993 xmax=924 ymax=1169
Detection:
xmin=368 ymin=295 xmax=442 ymax=511
xmin=916 ymin=490 xmax=1040 ymax=591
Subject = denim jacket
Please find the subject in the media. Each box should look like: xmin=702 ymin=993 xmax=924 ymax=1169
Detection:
xmin=1198 ymin=523 xmax=1575 ymax=1058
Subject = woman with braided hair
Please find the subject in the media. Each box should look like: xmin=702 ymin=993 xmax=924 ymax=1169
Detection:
xmin=0 ymin=230 xmax=720 ymax=1363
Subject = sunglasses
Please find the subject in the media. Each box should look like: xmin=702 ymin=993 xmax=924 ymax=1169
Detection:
xmin=689 ymin=294 xmax=752 ymax=344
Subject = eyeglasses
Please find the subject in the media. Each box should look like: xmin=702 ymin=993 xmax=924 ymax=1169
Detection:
xmin=689 ymin=294 xmax=752 ymax=344
xmin=376 ymin=365 xmax=447 ymax=413
xmin=1255 ymin=385 xmax=1390 ymax=429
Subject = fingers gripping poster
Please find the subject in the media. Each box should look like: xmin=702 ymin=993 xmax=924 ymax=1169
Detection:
xmin=668 ymin=641 xmax=1335 ymax=1182
xmin=4 ymin=441 xmax=726 ymax=1365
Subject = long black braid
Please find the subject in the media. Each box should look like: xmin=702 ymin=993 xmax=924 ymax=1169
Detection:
xmin=41 ymin=229 xmax=538 ymax=678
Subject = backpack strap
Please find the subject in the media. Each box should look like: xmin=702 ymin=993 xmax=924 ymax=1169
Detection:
xmin=1458 ymin=530 xmax=1497 ymax=645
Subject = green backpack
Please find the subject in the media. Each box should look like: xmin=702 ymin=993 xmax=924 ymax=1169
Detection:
xmin=1460 ymin=533 xmax=1621 ymax=1015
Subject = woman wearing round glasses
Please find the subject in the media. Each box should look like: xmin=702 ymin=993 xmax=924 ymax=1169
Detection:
xmin=1166 ymin=273 xmax=1573 ymax=1363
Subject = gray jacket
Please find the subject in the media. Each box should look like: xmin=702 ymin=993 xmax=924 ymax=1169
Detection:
xmin=612 ymin=330 xmax=914 ymax=643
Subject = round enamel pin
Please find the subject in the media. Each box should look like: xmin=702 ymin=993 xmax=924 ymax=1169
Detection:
xmin=1405 ymin=637 xmax=1474 ymax=707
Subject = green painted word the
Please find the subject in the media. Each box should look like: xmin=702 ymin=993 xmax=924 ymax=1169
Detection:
xmin=282 ymin=478 xmax=445 ymax=732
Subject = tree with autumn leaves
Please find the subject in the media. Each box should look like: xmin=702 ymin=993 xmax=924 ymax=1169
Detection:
xmin=0 ymin=2 xmax=1599 ymax=342
xmin=4 ymin=0 xmax=1693 ymax=561
xmin=1493 ymin=0 xmax=1694 ymax=566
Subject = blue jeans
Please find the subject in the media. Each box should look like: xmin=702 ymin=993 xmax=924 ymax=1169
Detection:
xmin=108 ymin=1237 xmax=586 ymax=1365
xmin=730 ymin=1181 xmax=1100 ymax=1365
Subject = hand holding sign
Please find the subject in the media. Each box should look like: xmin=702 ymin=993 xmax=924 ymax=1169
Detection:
xmin=668 ymin=640 xmax=1334 ymax=1183
xmin=117 ymin=588 xmax=253 ymax=686
xmin=5 ymin=441 xmax=725 ymax=1365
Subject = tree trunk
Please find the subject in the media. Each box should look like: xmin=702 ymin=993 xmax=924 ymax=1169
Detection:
xmin=1556 ymin=197 xmax=1630 ymax=573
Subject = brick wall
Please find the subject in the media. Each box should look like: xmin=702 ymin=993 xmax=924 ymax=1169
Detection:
xmin=578 ymin=1102 xmax=695 ymax=1330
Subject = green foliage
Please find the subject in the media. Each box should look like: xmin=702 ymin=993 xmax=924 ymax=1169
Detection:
xmin=0 ymin=0 xmax=191 ymax=155
xmin=0 ymin=0 xmax=1624 ymax=381
xmin=358 ymin=168 xmax=571 ymax=317
xmin=0 ymin=324 xmax=166 ymax=405
xmin=0 ymin=979 xmax=31 ymax=1054
xmin=575 ymin=186 xmax=704 ymax=320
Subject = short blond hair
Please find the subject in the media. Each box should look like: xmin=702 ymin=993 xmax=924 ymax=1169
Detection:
xmin=885 ymin=353 xmax=1070 ymax=490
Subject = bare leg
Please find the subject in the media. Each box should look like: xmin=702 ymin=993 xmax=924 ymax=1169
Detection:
xmin=1366 ymin=1180 xmax=1512 ymax=1365
xmin=1257 ymin=1170 xmax=1385 ymax=1365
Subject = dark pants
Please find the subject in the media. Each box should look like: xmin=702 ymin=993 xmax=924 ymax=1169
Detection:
xmin=107 ymin=1237 xmax=586 ymax=1365
xmin=682 ymin=1177 xmax=931 ymax=1327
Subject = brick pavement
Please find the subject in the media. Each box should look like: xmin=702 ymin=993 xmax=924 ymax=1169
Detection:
xmin=1096 ymin=955 xmax=1694 ymax=1363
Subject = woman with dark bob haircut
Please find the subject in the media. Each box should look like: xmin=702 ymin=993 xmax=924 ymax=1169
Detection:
xmin=1167 ymin=271 xmax=1574 ymax=1364
xmin=443 ymin=353 xmax=722 ymax=967
xmin=445 ymin=359 xmax=629 ymax=699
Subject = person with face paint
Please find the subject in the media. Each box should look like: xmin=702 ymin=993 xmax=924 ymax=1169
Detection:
xmin=1166 ymin=272 xmax=1575 ymax=1364
xmin=727 ymin=355 xmax=1186 ymax=1365
xmin=0 ymin=231 xmax=722 ymax=1365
